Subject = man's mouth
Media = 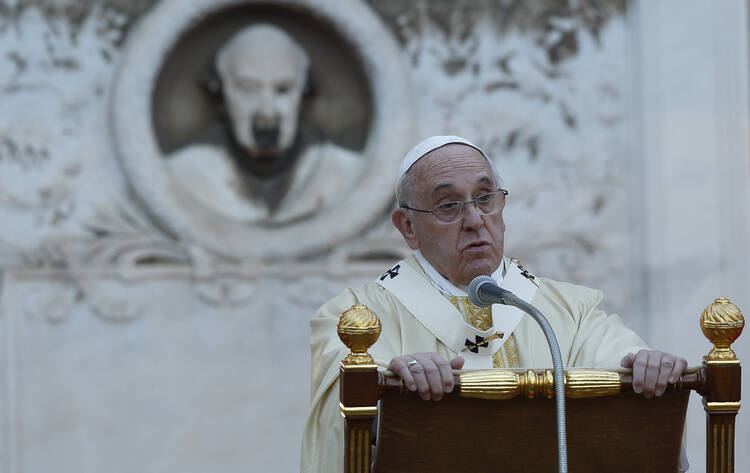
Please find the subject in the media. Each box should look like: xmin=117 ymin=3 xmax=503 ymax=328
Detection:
xmin=462 ymin=240 xmax=491 ymax=252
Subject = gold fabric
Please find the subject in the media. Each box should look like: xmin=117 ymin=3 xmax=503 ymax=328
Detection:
xmin=448 ymin=296 xmax=493 ymax=330
xmin=504 ymin=333 xmax=520 ymax=368
xmin=447 ymin=296 xmax=520 ymax=368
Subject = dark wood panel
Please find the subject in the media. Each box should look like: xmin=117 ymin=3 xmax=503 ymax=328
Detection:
xmin=373 ymin=391 xmax=689 ymax=473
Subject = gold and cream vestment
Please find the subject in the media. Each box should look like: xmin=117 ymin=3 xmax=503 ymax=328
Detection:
xmin=300 ymin=254 xmax=649 ymax=473
xmin=447 ymin=296 xmax=520 ymax=368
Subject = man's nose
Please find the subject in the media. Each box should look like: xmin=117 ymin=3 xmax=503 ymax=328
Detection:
xmin=461 ymin=202 xmax=484 ymax=229
xmin=253 ymin=112 xmax=279 ymax=129
xmin=253 ymin=92 xmax=280 ymax=128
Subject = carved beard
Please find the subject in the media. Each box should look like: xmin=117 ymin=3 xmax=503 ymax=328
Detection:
xmin=221 ymin=114 xmax=324 ymax=213
xmin=182 ymin=108 xmax=322 ymax=213
xmin=218 ymin=110 xmax=310 ymax=178
xmin=251 ymin=121 xmax=281 ymax=153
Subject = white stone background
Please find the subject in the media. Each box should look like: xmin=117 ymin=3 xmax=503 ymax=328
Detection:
xmin=0 ymin=0 xmax=748 ymax=472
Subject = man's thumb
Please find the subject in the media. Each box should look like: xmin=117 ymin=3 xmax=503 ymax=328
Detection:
xmin=450 ymin=356 xmax=465 ymax=370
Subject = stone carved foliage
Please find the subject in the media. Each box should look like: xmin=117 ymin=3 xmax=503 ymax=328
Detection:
xmin=0 ymin=1 xmax=190 ymax=325
xmin=369 ymin=0 xmax=627 ymax=50
xmin=0 ymin=3 xmax=136 ymax=263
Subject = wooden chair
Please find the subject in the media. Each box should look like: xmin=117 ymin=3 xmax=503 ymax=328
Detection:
xmin=336 ymin=297 xmax=744 ymax=473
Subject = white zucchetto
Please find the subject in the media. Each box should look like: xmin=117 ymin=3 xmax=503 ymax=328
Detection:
xmin=395 ymin=135 xmax=501 ymax=195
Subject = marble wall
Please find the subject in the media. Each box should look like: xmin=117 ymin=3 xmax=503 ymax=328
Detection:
xmin=0 ymin=0 xmax=747 ymax=472
xmin=634 ymin=1 xmax=750 ymax=470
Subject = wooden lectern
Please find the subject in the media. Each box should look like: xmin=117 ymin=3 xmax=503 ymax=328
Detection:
xmin=337 ymin=298 xmax=744 ymax=473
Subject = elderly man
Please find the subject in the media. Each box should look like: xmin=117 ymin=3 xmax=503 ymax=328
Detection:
xmin=301 ymin=136 xmax=687 ymax=472
xmin=168 ymin=24 xmax=361 ymax=223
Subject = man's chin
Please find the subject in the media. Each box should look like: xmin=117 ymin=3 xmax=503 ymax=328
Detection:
xmin=459 ymin=259 xmax=502 ymax=285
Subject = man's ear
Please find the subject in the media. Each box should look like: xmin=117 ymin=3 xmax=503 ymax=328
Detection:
xmin=391 ymin=208 xmax=420 ymax=250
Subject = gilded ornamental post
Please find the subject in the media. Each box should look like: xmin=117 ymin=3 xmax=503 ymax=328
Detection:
xmin=700 ymin=297 xmax=744 ymax=473
xmin=337 ymin=304 xmax=381 ymax=473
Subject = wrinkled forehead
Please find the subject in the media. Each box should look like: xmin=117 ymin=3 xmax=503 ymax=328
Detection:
xmin=413 ymin=144 xmax=496 ymax=188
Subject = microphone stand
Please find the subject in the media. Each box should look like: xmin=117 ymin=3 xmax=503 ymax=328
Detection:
xmin=502 ymin=292 xmax=568 ymax=473
xmin=469 ymin=277 xmax=568 ymax=473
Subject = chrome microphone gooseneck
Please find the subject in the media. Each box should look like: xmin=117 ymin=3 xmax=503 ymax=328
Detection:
xmin=468 ymin=275 xmax=568 ymax=473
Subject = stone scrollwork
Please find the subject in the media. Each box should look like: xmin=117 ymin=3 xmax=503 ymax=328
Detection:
xmin=13 ymin=201 xmax=186 ymax=324
xmin=18 ymin=277 xmax=148 ymax=326
xmin=22 ymin=281 xmax=82 ymax=325
xmin=187 ymin=246 xmax=257 ymax=307
xmin=85 ymin=280 xmax=149 ymax=324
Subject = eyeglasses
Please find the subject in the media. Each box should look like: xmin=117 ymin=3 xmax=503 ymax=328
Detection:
xmin=401 ymin=189 xmax=509 ymax=224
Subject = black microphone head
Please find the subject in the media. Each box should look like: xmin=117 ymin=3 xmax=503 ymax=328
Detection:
xmin=468 ymin=275 xmax=495 ymax=307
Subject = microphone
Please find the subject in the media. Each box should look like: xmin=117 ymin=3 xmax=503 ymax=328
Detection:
xmin=467 ymin=275 xmax=569 ymax=473
xmin=468 ymin=275 xmax=514 ymax=307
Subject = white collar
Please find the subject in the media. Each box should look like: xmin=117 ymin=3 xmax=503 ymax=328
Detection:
xmin=413 ymin=250 xmax=505 ymax=297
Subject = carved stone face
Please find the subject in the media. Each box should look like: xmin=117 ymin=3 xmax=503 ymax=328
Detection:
xmin=216 ymin=25 xmax=309 ymax=159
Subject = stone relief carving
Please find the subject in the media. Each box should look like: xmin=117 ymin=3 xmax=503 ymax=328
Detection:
xmin=111 ymin=0 xmax=416 ymax=261
xmin=21 ymin=281 xmax=82 ymax=325
xmin=0 ymin=0 xmax=633 ymax=316
xmin=0 ymin=0 xmax=414 ymax=312
xmin=0 ymin=5 xmax=124 ymax=266
xmin=167 ymin=24 xmax=363 ymax=224
xmin=16 ymin=275 xmax=148 ymax=326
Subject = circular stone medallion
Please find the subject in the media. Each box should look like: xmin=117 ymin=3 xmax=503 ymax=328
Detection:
xmin=110 ymin=0 xmax=414 ymax=261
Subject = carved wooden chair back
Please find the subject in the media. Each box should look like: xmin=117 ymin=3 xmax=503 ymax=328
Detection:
xmin=336 ymin=298 xmax=743 ymax=473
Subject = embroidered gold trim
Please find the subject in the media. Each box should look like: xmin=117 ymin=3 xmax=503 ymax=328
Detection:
xmin=493 ymin=333 xmax=520 ymax=368
xmin=504 ymin=333 xmax=520 ymax=368
xmin=449 ymin=296 xmax=493 ymax=331
xmin=493 ymin=347 xmax=506 ymax=368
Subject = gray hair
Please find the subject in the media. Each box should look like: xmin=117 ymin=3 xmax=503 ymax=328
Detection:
xmin=396 ymin=170 xmax=414 ymax=207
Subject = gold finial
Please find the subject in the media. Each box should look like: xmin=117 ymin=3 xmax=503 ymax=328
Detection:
xmin=700 ymin=297 xmax=744 ymax=362
xmin=337 ymin=304 xmax=382 ymax=365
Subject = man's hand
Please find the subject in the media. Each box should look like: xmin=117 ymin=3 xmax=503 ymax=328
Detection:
xmin=620 ymin=349 xmax=687 ymax=398
xmin=388 ymin=353 xmax=465 ymax=401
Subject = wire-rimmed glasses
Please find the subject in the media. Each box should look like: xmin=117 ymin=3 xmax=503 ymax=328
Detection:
xmin=400 ymin=189 xmax=509 ymax=224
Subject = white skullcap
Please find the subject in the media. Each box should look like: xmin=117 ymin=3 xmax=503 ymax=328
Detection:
xmin=395 ymin=135 xmax=501 ymax=196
